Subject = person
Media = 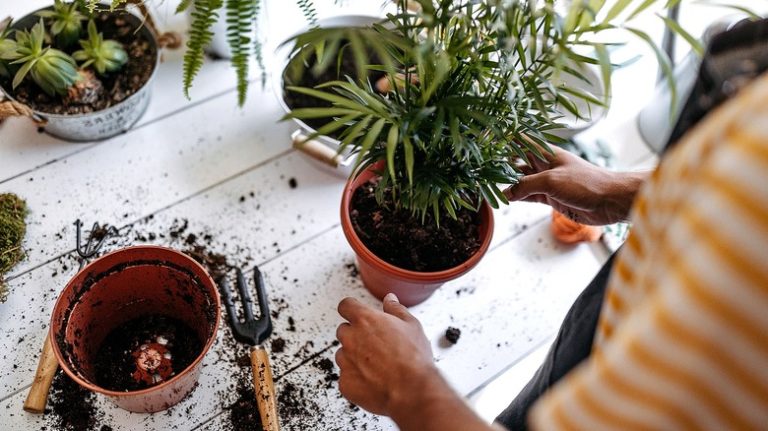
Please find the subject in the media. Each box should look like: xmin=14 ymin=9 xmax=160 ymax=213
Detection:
xmin=334 ymin=18 xmax=768 ymax=431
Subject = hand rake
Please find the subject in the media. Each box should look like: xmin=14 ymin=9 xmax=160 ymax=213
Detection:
xmin=219 ymin=267 xmax=280 ymax=431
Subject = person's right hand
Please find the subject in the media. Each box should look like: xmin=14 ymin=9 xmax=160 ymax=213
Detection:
xmin=504 ymin=145 xmax=649 ymax=226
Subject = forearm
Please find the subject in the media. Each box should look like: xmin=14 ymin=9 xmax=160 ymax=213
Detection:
xmin=606 ymin=170 xmax=651 ymax=222
xmin=389 ymin=367 xmax=502 ymax=431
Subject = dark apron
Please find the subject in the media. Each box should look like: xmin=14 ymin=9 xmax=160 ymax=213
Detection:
xmin=495 ymin=18 xmax=768 ymax=430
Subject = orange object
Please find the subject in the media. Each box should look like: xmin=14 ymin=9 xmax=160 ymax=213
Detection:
xmin=550 ymin=210 xmax=603 ymax=244
xmin=340 ymin=163 xmax=494 ymax=306
xmin=49 ymin=246 xmax=220 ymax=413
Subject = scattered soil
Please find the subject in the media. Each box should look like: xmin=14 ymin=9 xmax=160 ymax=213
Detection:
xmin=271 ymin=337 xmax=286 ymax=353
xmin=314 ymin=357 xmax=340 ymax=389
xmin=345 ymin=262 xmax=359 ymax=278
xmin=94 ymin=314 xmax=203 ymax=391
xmin=282 ymin=40 xmax=386 ymax=136
xmin=226 ymin=376 xmax=264 ymax=431
xmin=39 ymin=217 xmax=364 ymax=429
xmin=2 ymin=10 xmax=157 ymax=115
xmin=45 ymin=370 xmax=102 ymax=431
xmin=445 ymin=327 xmax=461 ymax=345
xmin=350 ymin=179 xmax=482 ymax=272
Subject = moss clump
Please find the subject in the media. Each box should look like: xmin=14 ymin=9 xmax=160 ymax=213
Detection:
xmin=0 ymin=193 xmax=28 ymax=302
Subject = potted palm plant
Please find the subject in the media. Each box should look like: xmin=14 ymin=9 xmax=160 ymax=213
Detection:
xmin=0 ymin=1 xmax=160 ymax=141
xmin=283 ymin=0 xmax=697 ymax=305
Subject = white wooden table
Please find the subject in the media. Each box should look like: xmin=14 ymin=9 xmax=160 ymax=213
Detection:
xmin=0 ymin=0 xmax=694 ymax=429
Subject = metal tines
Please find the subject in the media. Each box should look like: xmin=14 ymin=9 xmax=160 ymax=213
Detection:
xmin=74 ymin=219 xmax=118 ymax=271
xmin=218 ymin=268 xmax=272 ymax=346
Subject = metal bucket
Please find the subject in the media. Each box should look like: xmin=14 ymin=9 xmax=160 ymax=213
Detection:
xmin=0 ymin=6 xmax=159 ymax=142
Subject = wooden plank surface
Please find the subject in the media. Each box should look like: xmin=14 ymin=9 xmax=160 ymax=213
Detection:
xmin=1 ymin=217 xmax=599 ymax=430
xmin=0 ymin=1 xmax=612 ymax=429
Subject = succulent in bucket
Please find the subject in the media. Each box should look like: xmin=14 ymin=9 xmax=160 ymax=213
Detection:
xmin=35 ymin=0 xmax=86 ymax=48
xmin=73 ymin=20 xmax=127 ymax=76
xmin=1 ymin=19 xmax=79 ymax=96
xmin=0 ymin=24 xmax=13 ymax=78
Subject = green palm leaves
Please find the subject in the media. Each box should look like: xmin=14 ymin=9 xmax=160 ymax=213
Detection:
xmin=1 ymin=19 xmax=79 ymax=96
xmin=73 ymin=20 xmax=128 ymax=75
xmin=283 ymin=0 xmax=717 ymax=222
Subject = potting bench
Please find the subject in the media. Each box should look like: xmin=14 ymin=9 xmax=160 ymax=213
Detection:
xmin=0 ymin=0 xmax=725 ymax=429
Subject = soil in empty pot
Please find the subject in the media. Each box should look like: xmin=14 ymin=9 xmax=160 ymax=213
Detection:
xmin=2 ymin=10 xmax=156 ymax=115
xmin=283 ymin=41 xmax=385 ymax=136
xmin=93 ymin=314 xmax=202 ymax=391
xmin=350 ymin=179 xmax=482 ymax=272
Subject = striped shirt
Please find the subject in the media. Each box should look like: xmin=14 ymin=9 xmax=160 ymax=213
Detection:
xmin=529 ymin=72 xmax=768 ymax=430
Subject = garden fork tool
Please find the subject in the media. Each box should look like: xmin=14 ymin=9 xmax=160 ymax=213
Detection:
xmin=219 ymin=267 xmax=280 ymax=431
xmin=23 ymin=220 xmax=118 ymax=413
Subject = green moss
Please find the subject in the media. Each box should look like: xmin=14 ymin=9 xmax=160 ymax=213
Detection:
xmin=0 ymin=193 xmax=27 ymax=302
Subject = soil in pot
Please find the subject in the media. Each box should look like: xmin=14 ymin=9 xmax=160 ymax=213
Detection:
xmin=93 ymin=314 xmax=203 ymax=392
xmin=350 ymin=179 xmax=482 ymax=272
xmin=282 ymin=40 xmax=385 ymax=136
xmin=2 ymin=10 xmax=156 ymax=115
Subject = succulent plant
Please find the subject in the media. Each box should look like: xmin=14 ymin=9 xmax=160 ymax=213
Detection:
xmin=36 ymin=0 xmax=86 ymax=48
xmin=0 ymin=24 xmax=14 ymax=78
xmin=72 ymin=20 xmax=127 ymax=76
xmin=1 ymin=19 xmax=79 ymax=96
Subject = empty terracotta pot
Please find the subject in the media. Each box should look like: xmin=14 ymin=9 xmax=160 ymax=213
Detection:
xmin=341 ymin=165 xmax=494 ymax=306
xmin=49 ymin=246 xmax=220 ymax=412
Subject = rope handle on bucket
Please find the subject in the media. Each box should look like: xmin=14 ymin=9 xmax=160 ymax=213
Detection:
xmin=0 ymin=97 xmax=46 ymax=125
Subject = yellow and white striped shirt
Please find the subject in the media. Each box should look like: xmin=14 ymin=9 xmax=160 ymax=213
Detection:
xmin=530 ymin=72 xmax=768 ymax=430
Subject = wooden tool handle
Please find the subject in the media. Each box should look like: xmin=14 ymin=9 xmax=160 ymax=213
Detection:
xmin=251 ymin=346 xmax=280 ymax=431
xmin=24 ymin=333 xmax=59 ymax=414
xmin=292 ymin=133 xmax=342 ymax=168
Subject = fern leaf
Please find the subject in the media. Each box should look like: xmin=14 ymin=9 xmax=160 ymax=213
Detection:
xmin=176 ymin=0 xmax=194 ymax=14
xmin=225 ymin=0 xmax=256 ymax=106
xmin=296 ymin=0 xmax=318 ymax=26
xmin=183 ymin=0 xmax=224 ymax=99
xmin=253 ymin=0 xmax=266 ymax=87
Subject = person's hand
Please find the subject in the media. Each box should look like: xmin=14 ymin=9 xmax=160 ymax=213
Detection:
xmin=335 ymin=294 xmax=440 ymax=417
xmin=504 ymin=145 xmax=649 ymax=225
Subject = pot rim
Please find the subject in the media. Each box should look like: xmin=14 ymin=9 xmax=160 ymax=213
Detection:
xmin=273 ymin=14 xmax=386 ymax=151
xmin=49 ymin=245 xmax=221 ymax=398
xmin=0 ymin=5 xmax=160 ymax=120
xmin=340 ymin=165 xmax=494 ymax=283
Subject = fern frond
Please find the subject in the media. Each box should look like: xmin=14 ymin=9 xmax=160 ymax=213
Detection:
xmin=176 ymin=0 xmax=194 ymax=14
xmin=296 ymin=0 xmax=318 ymax=26
xmin=183 ymin=0 xmax=224 ymax=99
xmin=253 ymin=0 xmax=266 ymax=87
xmin=226 ymin=0 xmax=256 ymax=106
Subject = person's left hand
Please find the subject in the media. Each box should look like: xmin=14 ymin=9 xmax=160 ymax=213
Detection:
xmin=335 ymin=294 xmax=439 ymax=417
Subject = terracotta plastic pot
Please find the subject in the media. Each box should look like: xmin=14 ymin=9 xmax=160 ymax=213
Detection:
xmin=341 ymin=166 xmax=494 ymax=306
xmin=49 ymin=246 xmax=220 ymax=412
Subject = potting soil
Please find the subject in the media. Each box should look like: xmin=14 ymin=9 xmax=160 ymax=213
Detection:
xmin=350 ymin=179 xmax=482 ymax=272
xmin=94 ymin=314 xmax=203 ymax=391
